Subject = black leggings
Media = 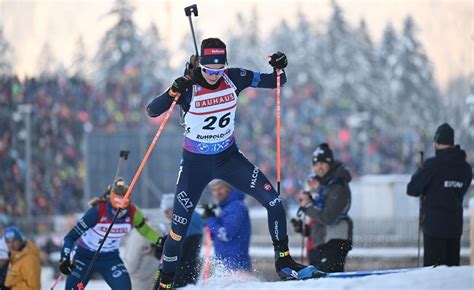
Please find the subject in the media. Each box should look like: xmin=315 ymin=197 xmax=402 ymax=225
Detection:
xmin=174 ymin=234 xmax=202 ymax=288
xmin=308 ymin=239 xmax=352 ymax=273
xmin=161 ymin=144 xmax=287 ymax=275
xmin=423 ymin=234 xmax=461 ymax=266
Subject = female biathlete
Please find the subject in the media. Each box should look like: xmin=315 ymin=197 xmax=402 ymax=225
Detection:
xmin=59 ymin=178 xmax=165 ymax=290
xmin=147 ymin=38 xmax=317 ymax=289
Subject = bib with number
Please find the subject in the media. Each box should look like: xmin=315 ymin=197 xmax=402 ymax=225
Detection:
xmin=183 ymin=73 xmax=238 ymax=154
xmin=77 ymin=202 xmax=134 ymax=253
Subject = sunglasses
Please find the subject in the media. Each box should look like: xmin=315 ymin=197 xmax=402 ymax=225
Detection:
xmin=200 ymin=64 xmax=226 ymax=76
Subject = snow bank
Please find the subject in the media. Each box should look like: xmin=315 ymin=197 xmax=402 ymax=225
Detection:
xmin=43 ymin=265 xmax=473 ymax=290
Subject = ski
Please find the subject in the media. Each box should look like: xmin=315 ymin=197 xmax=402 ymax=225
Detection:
xmin=311 ymin=267 xmax=426 ymax=279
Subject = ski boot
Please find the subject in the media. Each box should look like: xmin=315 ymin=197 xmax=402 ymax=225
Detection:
xmin=273 ymin=237 xmax=321 ymax=280
xmin=152 ymin=270 xmax=174 ymax=290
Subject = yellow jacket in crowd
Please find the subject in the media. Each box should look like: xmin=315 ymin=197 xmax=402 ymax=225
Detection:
xmin=5 ymin=240 xmax=41 ymax=290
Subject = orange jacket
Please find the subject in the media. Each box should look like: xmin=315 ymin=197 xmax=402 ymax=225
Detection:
xmin=5 ymin=241 xmax=41 ymax=290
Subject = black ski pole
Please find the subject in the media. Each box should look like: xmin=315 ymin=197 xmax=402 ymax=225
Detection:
xmin=184 ymin=4 xmax=199 ymax=56
xmin=114 ymin=149 xmax=130 ymax=179
xmin=76 ymin=150 xmax=130 ymax=290
xmin=417 ymin=150 xmax=424 ymax=267
xmin=300 ymin=212 xmax=306 ymax=263
xmin=78 ymin=208 xmax=123 ymax=289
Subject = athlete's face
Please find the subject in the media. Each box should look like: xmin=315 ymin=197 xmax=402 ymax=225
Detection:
xmin=200 ymin=64 xmax=225 ymax=85
xmin=211 ymin=183 xmax=231 ymax=203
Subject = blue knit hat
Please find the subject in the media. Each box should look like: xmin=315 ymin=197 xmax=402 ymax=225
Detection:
xmin=4 ymin=226 xmax=24 ymax=242
xmin=200 ymin=38 xmax=227 ymax=65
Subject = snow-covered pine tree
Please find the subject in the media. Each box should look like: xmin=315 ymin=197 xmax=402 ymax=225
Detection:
xmin=70 ymin=35 xmax=89 ymax=79
xmin=227 ymin=7 xmax=264 ymax=70
xmin=392 ymin=16 xmax=442 ymax=145
xmin=37 ymin=41 xmax=58 ymax=78
xmin=141 ymin=23 xmax=171 ymax=85
xmin=0 ymin=26 xmax=13 ymax=77
xmin=444 ymin=74 xmax=474 ymax=150
xmin=94 ymin=0 xmax=144 ymax=84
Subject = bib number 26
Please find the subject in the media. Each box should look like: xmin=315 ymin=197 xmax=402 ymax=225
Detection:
xmin=202 ymin=112 xmax=231 ymax=130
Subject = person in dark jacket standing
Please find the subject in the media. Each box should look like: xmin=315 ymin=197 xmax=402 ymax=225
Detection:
xmin=407 ymin=123 xmax=472 ymax=266
xmin=297 ymin=143 xmax=353 ymax=272
xmin=203 ymin=179 xmax=252 ymax=272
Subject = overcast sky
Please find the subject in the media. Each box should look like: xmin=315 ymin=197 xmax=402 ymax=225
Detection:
xmin=0 ymin=0 xmax=472 ymax=89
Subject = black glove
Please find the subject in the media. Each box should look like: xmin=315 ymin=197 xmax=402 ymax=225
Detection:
xmin=269 ymin=52 xmax=288 ymax=70
xmin=59 ymin=258 xmax=73 ymax=275
xmin=291 ymin=218 xmax=303 ymax=234
xmin=170 ymin=77 xmax=192 ymax=95
xmin=202 ymin=204 xmax=217 ymax=219
xmin=59 ymin=246 xmax=73 ymax=275
xmin=151 ymin=235 xmax=167 ymax=260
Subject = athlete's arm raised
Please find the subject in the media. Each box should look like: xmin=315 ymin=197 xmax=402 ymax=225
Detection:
xmin=226 ymin=52 xmax=288 ymax=94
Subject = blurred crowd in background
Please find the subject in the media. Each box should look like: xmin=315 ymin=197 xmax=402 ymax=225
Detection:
xmin=0 ymin=0 xmax=473 ymax=221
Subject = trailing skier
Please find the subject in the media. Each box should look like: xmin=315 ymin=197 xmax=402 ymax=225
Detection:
xmin=59 ymin=178 xmax=165 ymax=290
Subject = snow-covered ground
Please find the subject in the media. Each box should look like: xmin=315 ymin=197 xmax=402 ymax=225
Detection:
xmin=43 ymin=265 xmax=473 ymax=290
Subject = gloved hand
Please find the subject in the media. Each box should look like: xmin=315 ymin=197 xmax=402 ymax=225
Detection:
xmin=151 ymin=235 xmax=167 ymax=260
xmin=298 ymin=191 xmax=313 ymax=208
xmin=202 ymin=204 xmax=217 ymax=219
xmin=59 ymin=246 xmax=73 ymax=275
xmin=291 ymin=218 xmax=303 ymax=234
xmin=169 ymin=77 xmax=192 ymax=96
xmin=59 ymin=259 xmax=73 ymax=275
xmin=268 ymin=52 xmax=288 ymax=70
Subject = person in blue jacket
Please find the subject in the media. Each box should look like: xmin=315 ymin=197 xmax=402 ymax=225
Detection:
xmin=203 ymin=179 xmax=251 ymax=272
